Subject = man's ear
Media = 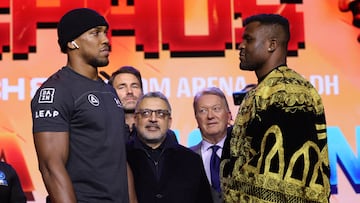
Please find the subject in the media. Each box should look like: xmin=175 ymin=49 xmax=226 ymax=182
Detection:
xmin=67 ymin=41 xmax=79 ymax=49
xmin=168 ymin=116 xmax=172 ymax=129
xmin=227 ymin=111 xmax=233 ymax=125
xmin=268 ymin=39 xmax=277 ymax=52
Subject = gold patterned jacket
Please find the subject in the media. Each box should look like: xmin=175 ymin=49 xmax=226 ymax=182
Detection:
xmin=221 ymin=66 xmax=330 ymax=203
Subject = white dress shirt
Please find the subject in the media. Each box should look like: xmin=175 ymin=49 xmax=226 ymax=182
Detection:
xmin=200 ymin=136 xmax=226 ymax=185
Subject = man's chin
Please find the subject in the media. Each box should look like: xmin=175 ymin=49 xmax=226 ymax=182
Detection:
xmin=124 ymin=109 xmax=135 ymax=114
xmin=146 ymin=138 xmax=162 ymax=144
xmin=92 ymin=59 xmax=109 ymax=68
xmin=240 ymin=64 xmax=253 ymax=71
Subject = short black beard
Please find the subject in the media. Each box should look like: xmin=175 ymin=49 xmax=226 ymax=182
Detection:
xmin=90 ymin=58 xmax=109 ymax=68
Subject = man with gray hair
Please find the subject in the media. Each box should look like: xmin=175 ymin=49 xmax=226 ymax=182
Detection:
xmin=190 ymin=87 xmax=233 ymax=203
xmin=127 ymin=91 xmax=213 ymax=203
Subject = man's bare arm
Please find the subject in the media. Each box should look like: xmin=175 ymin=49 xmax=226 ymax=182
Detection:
xmin=127 ymin=162 xmax=138 ymax=203
xmin=33 ymin=131 xmax=76 ymax=203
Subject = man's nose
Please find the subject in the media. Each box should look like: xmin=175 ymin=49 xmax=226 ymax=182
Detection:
xmin=149 ymin=111 xmax=158 ymax=121
xmin=127 ymin=87 xmax=133 ymax=93
xmin=207 ymin=109 xmax=215 ymax=119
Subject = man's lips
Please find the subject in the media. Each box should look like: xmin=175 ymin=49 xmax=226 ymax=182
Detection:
xmin=207 ymin=122 xmax=218 ymax=126
xmin=101 ymin=46 xmax=109 ymax=51
xmin=125 ymin=96 xmax=137 ymax=100
xmin=124 ymin=97 xmax=137 ymax=103
xmin=239 ymin=52 xmax=245 ymax=59
xmin=100 ymin=47 xmax=110 ymax=55
xmin=146 ymin=125 xmax=160 ymax=130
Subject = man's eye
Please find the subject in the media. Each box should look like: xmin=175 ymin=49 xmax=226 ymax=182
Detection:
xmin=213 ymin=107 xmax=221 ymax=112
xmin=199 ymin=109 xmax=207 ymax=113
xmin=91 ymin=31 xmax=99 ymax=35
xmin=142 ymin=111 xmax=151 ymax=116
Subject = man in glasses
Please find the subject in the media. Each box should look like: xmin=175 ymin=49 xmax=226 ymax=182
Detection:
xmin=126 ymin=91 xmax=213 ymax=203
xmin=109 ymin=66 xmax=178 ymax=143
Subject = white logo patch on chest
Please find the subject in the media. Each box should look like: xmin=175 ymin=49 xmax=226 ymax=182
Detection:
xmin=88 ymin=94 xmax=100 ymax=106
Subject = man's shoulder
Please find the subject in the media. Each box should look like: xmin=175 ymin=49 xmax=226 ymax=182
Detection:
xmin=189 ymin=142 xmax=202 ymax=153
xmin=126 ymin=135 xmax=139 ymax=150
xmin=0 ymin=161 xmax=13 ymax=170
xmin=0 ymin=162 xmax=17 ymax=177
xmin=273 ymin=66 xmax=314 ymax=89
xmin=36 ymin=67 xmax=74 ymax=92
xmin=171 ymin=143 xmax=196 ymax=153
xmin=166 ymin=129 xmax=179 ymax=143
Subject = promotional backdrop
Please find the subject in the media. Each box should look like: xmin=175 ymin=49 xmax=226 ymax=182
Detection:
xmin=0 ymin=0 xmax=359 ymax=202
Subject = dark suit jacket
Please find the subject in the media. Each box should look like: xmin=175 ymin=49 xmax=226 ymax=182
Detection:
xmin=127 ymin=131 xmax=213 ymax=203
xmin=189 ymin=126 xmax=233 ymax=203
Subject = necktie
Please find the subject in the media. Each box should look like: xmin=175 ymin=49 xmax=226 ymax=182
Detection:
xmin=210 ymin=145 xmax=221 ymax=192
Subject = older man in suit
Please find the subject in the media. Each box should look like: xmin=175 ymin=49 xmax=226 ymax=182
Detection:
xmin=128 ymin=91 xmax=213 ymax=203
xmin=190 ymin=87 xmax=233 ymax=203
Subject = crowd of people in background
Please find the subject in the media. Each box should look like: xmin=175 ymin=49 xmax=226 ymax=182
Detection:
xmin=0 ymin=7 xmax=331 ymax=203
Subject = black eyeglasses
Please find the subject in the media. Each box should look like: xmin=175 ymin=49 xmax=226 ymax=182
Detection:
xmin=135 ymin=109 xmax=171 ymax=119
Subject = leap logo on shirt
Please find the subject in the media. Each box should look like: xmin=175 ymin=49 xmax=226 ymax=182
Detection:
xmin=38 ymin=88 xmax=55 ymax=103
xmin=34 ymin=109 xmax=59 ymax=118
